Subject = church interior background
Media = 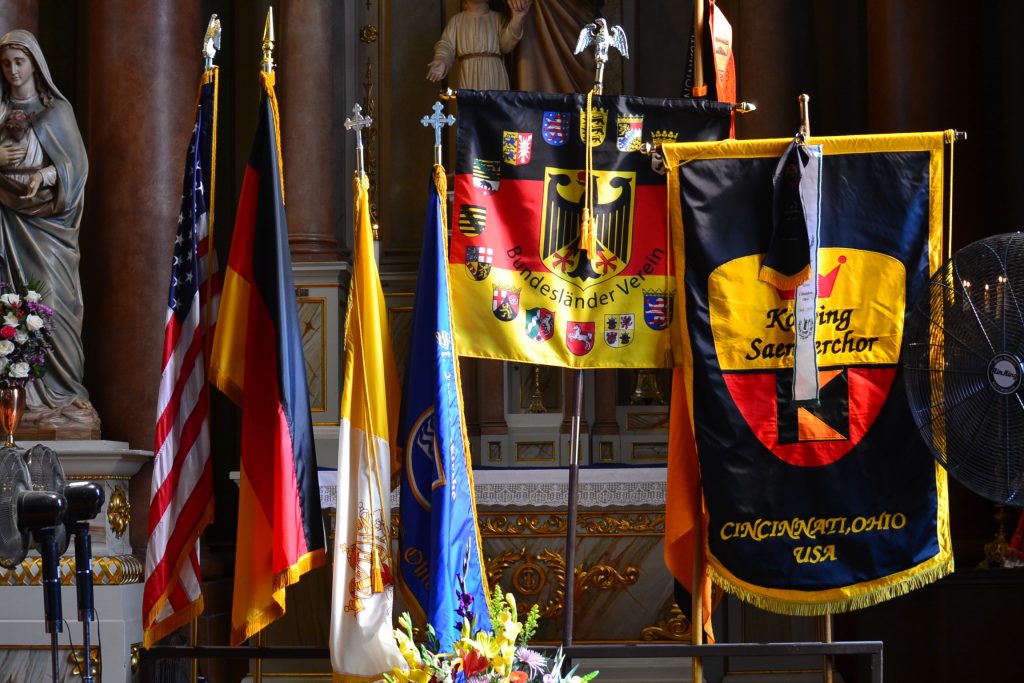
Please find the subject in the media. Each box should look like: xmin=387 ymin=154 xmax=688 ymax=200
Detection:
xmin=0 ymin=0 xmax=1023 ymax=681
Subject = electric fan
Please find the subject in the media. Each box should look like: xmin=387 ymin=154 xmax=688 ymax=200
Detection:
xmin=903 ymin=232 xmax=1024 ymax=505
xmin=22 ymin=444 xmax=105 ymax=683
xmin=0 ymin=447 xmax=67 ymax=681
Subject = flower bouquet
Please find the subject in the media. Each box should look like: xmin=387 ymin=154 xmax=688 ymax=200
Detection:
xmin=386 ymin=584 xmax=599 ymax=683
xmin=0 ymin=281 xmax=53 ymax=388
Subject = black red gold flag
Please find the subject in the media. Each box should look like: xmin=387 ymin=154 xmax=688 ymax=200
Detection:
xmin=209 ymin=70 xmax=325 ymax=644
xmin=450 ymin=90 xmax=731 ymax=369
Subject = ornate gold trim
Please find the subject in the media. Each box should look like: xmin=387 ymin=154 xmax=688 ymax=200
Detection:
xmin=485 ymin=548 xmax=640 ymax=619
xmin=0 ymin=554 xmax=144 ymax=586
xmin=515 ymin=441 xmax=556 ymax=463
xmin=296 ymin=296 xmax=328 ymax=414
xmin=478 ymin=511 xmax=665 ymax=537
xmin=640 ymin=604 xmax=693 ymax=642
xmin=107 ymin=484 xmax=130 ymax=538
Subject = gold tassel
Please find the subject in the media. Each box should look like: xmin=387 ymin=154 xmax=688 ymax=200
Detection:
xmin=370 ymin=546 xmax=385 ymax=593
xmin=580 ymin=207 xmax=596 ymax=257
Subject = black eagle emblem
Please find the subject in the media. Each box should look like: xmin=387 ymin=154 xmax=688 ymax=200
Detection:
xmin=541 ymin=170 xmax=634 ymax=283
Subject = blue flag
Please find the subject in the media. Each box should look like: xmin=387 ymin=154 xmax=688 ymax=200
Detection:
xmin=398 ymin=167 xmax=491 ymax=651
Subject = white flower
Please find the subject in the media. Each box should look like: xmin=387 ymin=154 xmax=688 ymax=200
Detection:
xmin=14 ymin=330 xmax=27 ymax=345
xmin=3 ymin=313 xmax=17 ymax=327
xmin=24 ymin=290 xmax=40 ymax=303
xmin=0 ymin=358 xmax=8 ymax=374
xmin=25 ymin=314 xmax=43 ymax=332
xmin=0 ymin=341 xmax=14 ymax=356
xmin=9 ymin=362 xmax=29 ymax=378
xmin=0 ymin=293 xmax=20 ymax=306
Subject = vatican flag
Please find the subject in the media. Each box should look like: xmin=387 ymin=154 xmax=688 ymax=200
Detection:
xmin=329 ymin=173 xmax=405 ymax=682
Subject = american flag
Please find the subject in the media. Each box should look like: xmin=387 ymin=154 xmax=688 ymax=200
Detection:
xmin=143 ymin=73 xmax=220 ymax=647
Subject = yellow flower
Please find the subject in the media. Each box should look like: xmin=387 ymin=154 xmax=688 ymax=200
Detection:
xmin=387 ymin=668 xmax=434 ymax=683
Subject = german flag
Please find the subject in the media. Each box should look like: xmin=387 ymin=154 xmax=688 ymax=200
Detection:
xmin=209 ymin=69 xmax=325 ymax=645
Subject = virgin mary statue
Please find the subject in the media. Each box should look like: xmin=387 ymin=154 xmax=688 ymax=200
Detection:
xmin=0 ymin=29 xmax=97 ymax=433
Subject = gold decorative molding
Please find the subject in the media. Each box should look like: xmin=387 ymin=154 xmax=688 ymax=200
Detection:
xmin=479 ymin=514 xmax=567 ymax=537
xmin=69 ymin=646 xmax=101 ymax=678
xmin=575 ymin=562 xmax=640 ymax=595
xmin=0 ymin=554 xmax=144 ymax=586
xmin=625 ymin=411 xmax=670 ymax=431
xmin=640 ymin=604 xmax=693 ymax=642
xmin=485 ymin=548 xmax=640 ymax=619
xmin=360 ymin=24 xmax=379 ymax=43
xmin=515 ymin=441 xmax=556 ymax=463
xmin=478 ymin=511 xmax=665 ymax=537
xmin=486 ymin=548 xmax=564 ymax=619
xmin=107 ymin=484 xmax=130 ymax=538
xmin=578 ymin=511 xmax=664 ymax=535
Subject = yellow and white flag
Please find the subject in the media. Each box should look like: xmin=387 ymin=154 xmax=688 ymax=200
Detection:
xmin=330 ymin=173 xmax=405 ymax=682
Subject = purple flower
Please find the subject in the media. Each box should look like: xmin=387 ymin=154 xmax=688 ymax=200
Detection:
xmin=515 ymin=648 xmax=547 ymax=677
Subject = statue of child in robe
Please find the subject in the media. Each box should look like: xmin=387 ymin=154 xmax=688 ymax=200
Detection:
xmin=427 ymin=0 xmax=534 ymax=91
xmin=0 ymin=29 xmax=98 ymax=435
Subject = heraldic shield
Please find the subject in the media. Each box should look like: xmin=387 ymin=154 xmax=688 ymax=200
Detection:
xmin=665 ymin=133 xmax=954 ymax=615
xmin=449 ymin=90 xmax=731 ymax=369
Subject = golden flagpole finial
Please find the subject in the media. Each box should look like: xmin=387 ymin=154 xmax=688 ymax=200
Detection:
xmin=261 ymin=7 xmax=275 ymax=73
xmin=202 ymin=14 xmax=222 ymax=71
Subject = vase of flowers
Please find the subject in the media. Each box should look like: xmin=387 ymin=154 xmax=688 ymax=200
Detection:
xmin=386 ymin=583 xmax=599 ymax=683
xmin=0 ymin=281 xmax=53 ymax=447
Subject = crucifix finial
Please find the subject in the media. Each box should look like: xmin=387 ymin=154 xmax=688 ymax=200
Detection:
xmin=345 ymin=103 xmax=373 ymax=174
xmin=421 ymin=101 xmax=456 ymax=165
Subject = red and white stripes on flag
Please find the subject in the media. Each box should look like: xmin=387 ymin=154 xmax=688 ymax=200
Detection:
xmin=143 ymin=70 xmax=219 ymax=648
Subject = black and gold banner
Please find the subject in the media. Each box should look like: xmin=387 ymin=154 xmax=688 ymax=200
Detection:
xmin=665 ymin=134 xmax=953 ymax=613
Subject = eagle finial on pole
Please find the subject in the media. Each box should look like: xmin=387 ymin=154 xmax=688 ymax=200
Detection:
xmin=574 ymin=17 xmax=629 ymax=94
xmin=202 ymin=14 xmax=222 ymax=71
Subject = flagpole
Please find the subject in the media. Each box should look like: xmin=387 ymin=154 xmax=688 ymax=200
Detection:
xmin=692 ymin=0 xmax=706 ymax=97
xmin=691 ymin=483 xmax=704 ymax=682
xmin=201 ymin=14 xmax=220 ymax=368
xmin=562 ymin=17 xmax=629 ymax=656
xmin=797 ymin=92 xmax=838 ymax=683
xmin=252 ymin=11 xmax=274 ymax=683
xmin=195 ymin=20 xmax=219 ymax=683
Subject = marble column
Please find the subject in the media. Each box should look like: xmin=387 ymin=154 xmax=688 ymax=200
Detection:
xmin=85 ymin=0 xmax=202 ymax=545
xmin=461 ymin=357 xmax=480 ymax=437
xmin=0 ymin=0 xmax=37 ymax=35
xmin=591 ymin=369 xmax=619 ymax=434
xmin=478 ymin=359 xmax=508 ymax=435
xmin=279 ymin=0 xmax=340 ymax=261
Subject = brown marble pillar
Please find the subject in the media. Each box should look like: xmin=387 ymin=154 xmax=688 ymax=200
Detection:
xmin=591 ymin=369 xmax=619 ymax=435
xmin=85 ymin=1 xmax=202 ymax=548
xmin=0 ymin=0 xmax=37 ymax=36
xmin=477 ymin=359 xmax=508 ymax=435
xmin=278 ymin=0 xmax=340 ymax=261
xmin=461 ymin=357 xmax=480 ymax=438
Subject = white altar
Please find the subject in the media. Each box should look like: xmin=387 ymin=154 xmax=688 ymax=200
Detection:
xmin=0 ymin=440 xmax=150 ymax=683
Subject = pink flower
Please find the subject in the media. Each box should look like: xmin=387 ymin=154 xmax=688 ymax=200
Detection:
xmin=0 ymin=326 xmax=15 ymax=340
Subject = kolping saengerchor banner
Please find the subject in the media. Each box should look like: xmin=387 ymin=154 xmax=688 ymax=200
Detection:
xmin=451 ymin=90 xmax=731 ymax=368
xmin=664 ymin=133 xmax=954 ymax=614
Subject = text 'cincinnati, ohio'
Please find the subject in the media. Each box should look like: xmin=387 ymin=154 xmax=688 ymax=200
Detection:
xmin=719 ymin=512 xmax=907 ymax=543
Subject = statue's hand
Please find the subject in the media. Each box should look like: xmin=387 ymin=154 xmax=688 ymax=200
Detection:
xmin=509 ymin=0 xmax=533 ymax=13
xmin=20 ymin=172 xmax=42 ymax=200
xmin=0 ymin=144 xmax=26 ymax=167
xmin=426 ymin=59 xmax=449 ymax=82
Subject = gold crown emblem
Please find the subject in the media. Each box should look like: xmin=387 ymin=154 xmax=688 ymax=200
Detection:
xmin=650 ymin=130 xmax=679 ymax=145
